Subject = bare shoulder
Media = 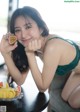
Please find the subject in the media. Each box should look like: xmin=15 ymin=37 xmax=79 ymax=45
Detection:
xmin=44 ymin=36 xmax=64 ymax=53
xmin=42 ymin=37 xmax=63 ymax=70
xmin=43 ymin=39 xmax=63 ymax=63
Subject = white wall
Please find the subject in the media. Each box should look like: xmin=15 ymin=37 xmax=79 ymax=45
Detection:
xmin=19 ymin=0 xmax=80 ymax=33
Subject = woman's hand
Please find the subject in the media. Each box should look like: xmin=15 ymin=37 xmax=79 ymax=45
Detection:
xmin=0 ymin=33 xmax=17 ymax=57
xmin=25 ymin=39 xmax=41 ymax=54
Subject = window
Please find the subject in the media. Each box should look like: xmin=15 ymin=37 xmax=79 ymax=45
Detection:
xmin=0 ymin=0 xmax=9 ymax=65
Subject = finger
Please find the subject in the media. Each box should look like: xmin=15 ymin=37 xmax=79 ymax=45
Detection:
xmin=7 ymin=44 xmax=17 ymax=52
xmin=24 ymin=48 xmax=26 ymax=52
xmin=25 ymin=47 xmax=28 ymax=52
xmin=3 ymin=32 xmax=12 ymax=40
xmin=38 ymin=40 xmax=41 ymax=49
xmin=29 ymin=41 xmax=33 ymax=50
xmin=3 ymin=34 xmax=8 ymax=40
xmin=33 ymin=40 xmax=41 ymax=50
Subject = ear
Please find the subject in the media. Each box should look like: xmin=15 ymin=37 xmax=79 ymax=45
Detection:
xmin=40 ymin=28 xmax=43 ymax=35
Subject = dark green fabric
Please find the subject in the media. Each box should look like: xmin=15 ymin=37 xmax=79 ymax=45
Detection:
xmin=52 ymin=110 xmax=56 ymax=112
xmin=48 ymin=37 xmax=80 ymax=75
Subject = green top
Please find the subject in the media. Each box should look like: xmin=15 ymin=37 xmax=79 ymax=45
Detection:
xmin=48 ymin=37 xmax=80 ymax=75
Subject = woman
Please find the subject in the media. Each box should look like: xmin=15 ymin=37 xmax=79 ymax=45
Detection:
xmin=0 ymin=6 xmax=80 ymax=110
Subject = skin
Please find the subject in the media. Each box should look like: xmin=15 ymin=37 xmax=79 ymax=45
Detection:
xmin=0 ymin=16 xmax=80 ymax=108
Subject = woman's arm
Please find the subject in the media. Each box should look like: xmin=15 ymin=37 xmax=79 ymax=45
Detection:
xmin=26 ymin=40 xmax=61 ymax=92
xmin=4 ymin=55 xmax=29 ymax=85
xmin=0 ymin=35 xmax=29 ymax=85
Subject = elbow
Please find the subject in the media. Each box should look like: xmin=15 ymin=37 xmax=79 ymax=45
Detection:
xmin=15 ymin=79 xmax=25 ymax=86
xmin=16 ymin=75 xmax=27 ymax=86
xmin=39 ymin=89 xmax=46 ymax=93
xmin=16 ymin=82 xmax=23 ymax=86
xmin=35 ymin=81 xmax=49 ymax=92
xmin=38 ymin=86 xmax=48 ymax=93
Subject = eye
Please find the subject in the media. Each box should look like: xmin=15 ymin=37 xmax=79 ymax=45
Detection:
xmin=25 ymin=23 xmax=32 ymax=29
xmin=14 ymin=29 xmax=21 ymax=33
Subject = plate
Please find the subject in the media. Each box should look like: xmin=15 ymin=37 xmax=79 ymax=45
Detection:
xmin=0 ymin=86 xmax=23 ymax=101
xmin=0 ymin=92 xmax=23 ymax=101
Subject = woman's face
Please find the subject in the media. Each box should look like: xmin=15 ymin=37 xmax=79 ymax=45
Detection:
xmin=14 ymin=16 xmax=42 ymax=47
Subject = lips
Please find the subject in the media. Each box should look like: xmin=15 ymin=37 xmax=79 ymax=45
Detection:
xmin=21 ymin=38 xmax=32 ymax=45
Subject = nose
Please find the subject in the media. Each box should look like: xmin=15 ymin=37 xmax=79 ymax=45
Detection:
xmin=21 ymin=29 xmax=27 ymax=39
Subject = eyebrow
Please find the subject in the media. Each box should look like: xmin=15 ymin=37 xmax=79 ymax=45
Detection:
xmin=14 ymin=23 xmax=32 ymax=29
xmin=25 ymin=23 xmax=32 ymax=26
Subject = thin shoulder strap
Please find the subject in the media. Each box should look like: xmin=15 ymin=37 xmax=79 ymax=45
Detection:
xmin=47 ymin=36 xmax=61 ymax=41
xmin=47 ymin=36 xmax=80 ymax=50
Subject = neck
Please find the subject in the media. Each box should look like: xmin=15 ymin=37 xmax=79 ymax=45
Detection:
xmin=40 ymin=36 xmax=48 ymax=52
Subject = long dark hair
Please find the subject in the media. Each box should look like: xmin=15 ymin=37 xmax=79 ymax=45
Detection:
xmin=10 ymin=6 xmax=49 ymax=72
